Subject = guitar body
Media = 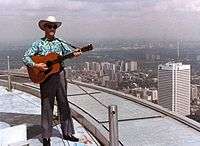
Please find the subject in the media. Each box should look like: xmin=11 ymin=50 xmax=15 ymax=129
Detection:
xmin=27 ymin=52 xmax=61 ymax=84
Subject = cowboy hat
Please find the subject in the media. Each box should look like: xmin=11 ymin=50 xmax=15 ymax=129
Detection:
xmin=38 ymin=16 xmax=62 ymax=31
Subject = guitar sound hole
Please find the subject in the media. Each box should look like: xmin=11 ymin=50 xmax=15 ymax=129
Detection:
xmin=44 ymin=68 xmax=52 ymax=75
xmin=46 ymin=61 xmax=52 ymax=67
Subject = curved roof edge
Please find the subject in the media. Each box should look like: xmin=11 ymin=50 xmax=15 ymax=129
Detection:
xmin=68 ymin=80 xmax=200 ymax=133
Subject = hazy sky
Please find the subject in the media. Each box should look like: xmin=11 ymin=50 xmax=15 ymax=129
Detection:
xmin=1 ymin=0 xmax=200 ymax=42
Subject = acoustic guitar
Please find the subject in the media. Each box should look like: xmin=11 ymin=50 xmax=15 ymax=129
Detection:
xmin=27 ymin=44 xmax=93 ymax=84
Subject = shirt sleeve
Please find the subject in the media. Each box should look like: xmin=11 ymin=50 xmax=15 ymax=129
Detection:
xmin=22 ymin=41 xmax=39 ymax=67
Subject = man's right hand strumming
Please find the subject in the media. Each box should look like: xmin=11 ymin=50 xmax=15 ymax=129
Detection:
xmin=34 ymin=63 xmax=48 ymax=71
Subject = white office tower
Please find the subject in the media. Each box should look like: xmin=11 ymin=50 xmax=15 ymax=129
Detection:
xmin=85 ymin=62 xmax=90 ymax=71
xmin=158 ymin=62 xmax=190 ymax=116
xmin=125 ymin=61 xmax=137 ymax=72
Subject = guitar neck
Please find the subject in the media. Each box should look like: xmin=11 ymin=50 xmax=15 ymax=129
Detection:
xmin=60 ymin=52 xmax=76 ymax=62
xmin=50 ymin=52 xmax=76 ymax=65
xmin=53 ymin=44 xmax=93 ymax=65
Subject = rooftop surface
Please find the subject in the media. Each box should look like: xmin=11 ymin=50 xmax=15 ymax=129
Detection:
xmin=0 ymin=86 xmax=99 ymax=146
xmin=1 ymin=74 xmax=200 ymax=146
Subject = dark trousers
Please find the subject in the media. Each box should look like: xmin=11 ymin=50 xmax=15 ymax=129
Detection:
xmin=40 ymin=70 xmax=75 ymax=139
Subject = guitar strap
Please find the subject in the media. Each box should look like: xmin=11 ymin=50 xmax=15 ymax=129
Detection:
xmin=55 ymin=38 xmax=78 ymax=50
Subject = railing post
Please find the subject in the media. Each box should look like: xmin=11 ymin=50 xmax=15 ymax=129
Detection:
xmin=108 ymin=105 xmax=119 ymax=146
xmin=7 ymin=56 xmax=12 ymax=92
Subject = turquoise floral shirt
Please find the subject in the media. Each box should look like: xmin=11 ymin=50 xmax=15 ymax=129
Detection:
xmin=22 ymin=37 xmax=72 ymax=67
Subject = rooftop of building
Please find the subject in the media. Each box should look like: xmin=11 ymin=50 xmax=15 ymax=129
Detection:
xmin=158 ymin=62 xmax=190 ymax=70
xmin=0 ymin=85 xmax=100 ymax=146
xmin=0 ymin=72 xmax=200 ymax=146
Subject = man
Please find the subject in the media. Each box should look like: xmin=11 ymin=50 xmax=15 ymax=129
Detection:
xmin=22 ymin=16 xmax=81 ymax=146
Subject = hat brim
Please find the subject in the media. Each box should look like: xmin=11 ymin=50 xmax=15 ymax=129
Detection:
xmin=38 ymin=20 xmax=62 ymax=31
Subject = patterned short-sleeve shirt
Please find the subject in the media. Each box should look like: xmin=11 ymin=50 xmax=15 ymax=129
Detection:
xmin=22 ymin=37 xmax=72 ymax=67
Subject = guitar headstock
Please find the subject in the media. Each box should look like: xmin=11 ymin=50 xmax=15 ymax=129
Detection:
xmin=80 ymin=44 xmax=93 ymax=52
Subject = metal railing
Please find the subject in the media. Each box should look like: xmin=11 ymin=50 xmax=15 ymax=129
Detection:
xmin=109 ymin=105 xmax=119 ymax=146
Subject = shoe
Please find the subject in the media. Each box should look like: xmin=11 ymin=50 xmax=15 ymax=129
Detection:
xmin=63 ymin=134 xmax=79 ymax=142
xmin=43 ymin=138 xmax=50 ymax=146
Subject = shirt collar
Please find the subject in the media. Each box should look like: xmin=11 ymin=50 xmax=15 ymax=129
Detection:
xmin=41 ymin=37 xmax=56 ymax=42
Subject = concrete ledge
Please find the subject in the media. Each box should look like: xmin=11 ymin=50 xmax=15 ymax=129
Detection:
xmin=0 ymin=79 xmax=40 ymax=97
xmin=9 ymin=141 xmax=29 ymax=146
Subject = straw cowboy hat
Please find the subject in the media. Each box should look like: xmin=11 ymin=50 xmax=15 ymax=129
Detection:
xmin=38 ymin=16 xmax=62 ymax=31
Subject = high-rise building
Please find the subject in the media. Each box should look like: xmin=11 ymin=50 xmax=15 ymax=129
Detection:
xmin=91 ymin=62 xmax=101 ymax=72
xmin=125 ymin=61 xmax=137 ymax=72
xmin=125 ymin=62 xmax=129 ymax=72
xmin=120 ymin=61 xmax=125 ymax=72
xmin=102 ymin=75 xmax=110 ymax=86
xmin=101 ymin=62 xmax=110 ymax=71
xmin=191 ymin=84 xmax=198 ymax=100
xmin=110 ymin=64 xmax=116 ymax=73
xmin=84 ymin=62 xmax=90 ymax=71
xmin=158 ymin=62 xmax=190 ymax=116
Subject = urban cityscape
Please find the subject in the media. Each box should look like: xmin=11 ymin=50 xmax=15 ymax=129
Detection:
xmin=1 ymin=40 xmax=200 ymax=120
xmin=2 ymin=0 xmax=200 ymax=145
xmin=64 ymin=40 xmax=200 ymax=120
xmin=2 ymin=38 xmax=200 ymax=146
